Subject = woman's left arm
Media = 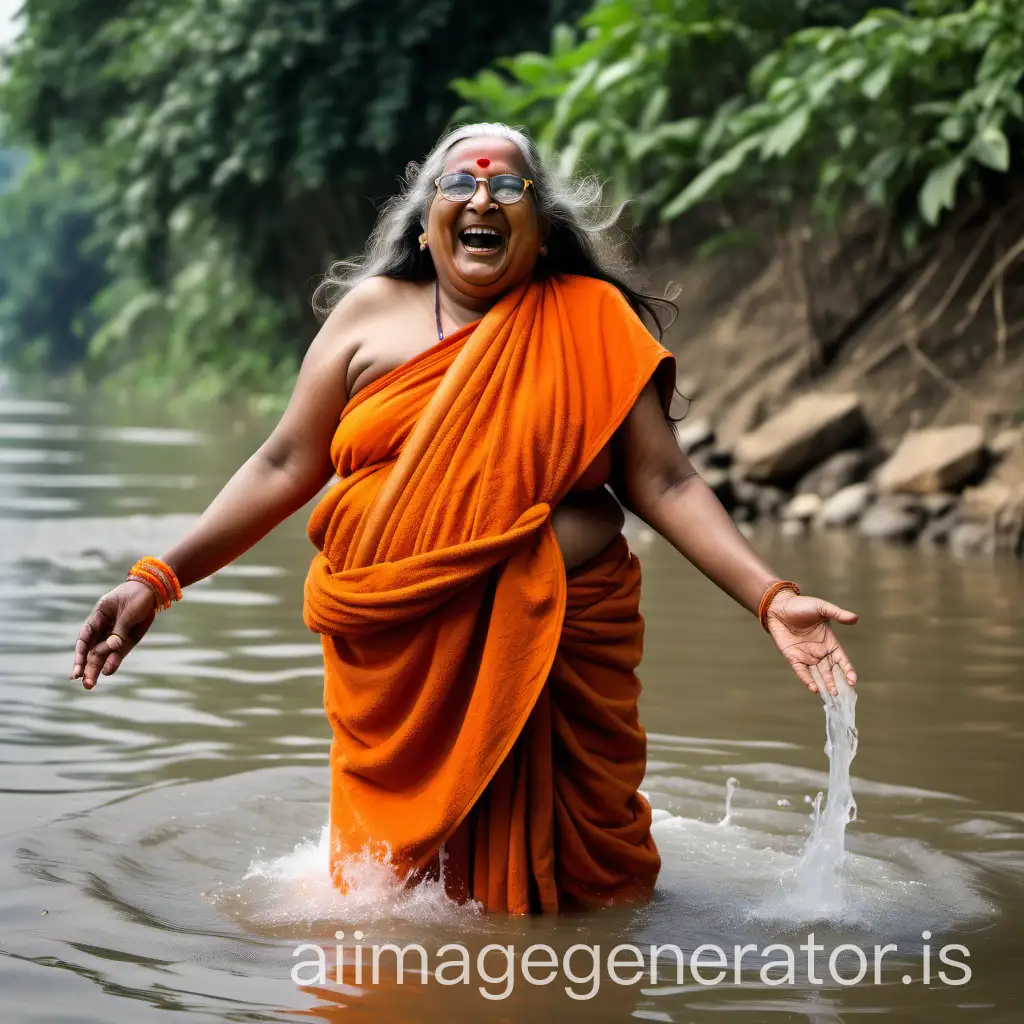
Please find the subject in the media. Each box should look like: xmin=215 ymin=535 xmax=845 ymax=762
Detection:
xmin=610 ymin=381 xmax=859 ymax=696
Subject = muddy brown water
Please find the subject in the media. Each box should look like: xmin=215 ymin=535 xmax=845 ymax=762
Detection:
xmin=1 ymin=384 xmax=1022 ymax=1023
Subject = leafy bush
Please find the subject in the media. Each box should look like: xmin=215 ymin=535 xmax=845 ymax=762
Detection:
xmin=85 ymin=234 xmax=299 ymax=406
xmin=665 ymin=0 xmax=1024 ymax=249
xmin=452 ymin=0 xmax=887 ymax=227
xmin=0 ymin=151 xmax=110 ymax=371
xmin=3 ymin=0 xmax=590 ymax=307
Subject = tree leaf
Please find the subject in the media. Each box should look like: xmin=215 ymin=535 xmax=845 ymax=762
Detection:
xmin=861 ymin=62 xmax=892 ymax=100
xmin=970 ymin=124 xmax=1010 ymax=172
xmin=918 ymin=157 xmax=965 ymax=226
xmin=638 ymin=85 xmax=669 ymax=133
xmin=661 ymin=134 xmax=765 ymax=220
xmin=761 ymin=107 xmax=810 ymax=159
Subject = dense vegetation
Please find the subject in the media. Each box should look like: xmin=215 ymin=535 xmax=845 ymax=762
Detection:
xmin=0 ymin=0 xmax=587 ymax=397
xmin=1 ymin=0 xmax=1022 ymax=398
xmin=455 ymin=0 xmax=1024 ymax=373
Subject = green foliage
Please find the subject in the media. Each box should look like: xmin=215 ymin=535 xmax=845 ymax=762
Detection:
xmin=662 ymin=0 xmax=1024 ymax=246
xmin=1 ymin=0 xmax=590 ymax=393
xmin=0 ymin=151 xmax=110 ymax=371
xmin=452 ymin=0 xmax=886 ymax=225
xmin=454 ymin=0 xmax=1022 ymax=251
xmin=0 ymin=147 xmax=29 ymax=195
xmin=3 ymin=0 xmax=590 ymax=303
xmin=85 ymin=235 xmax=299 ymax=405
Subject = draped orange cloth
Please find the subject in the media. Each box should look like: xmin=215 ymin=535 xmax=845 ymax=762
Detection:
xmin=303 ymin=273 xmax=675 ymax=913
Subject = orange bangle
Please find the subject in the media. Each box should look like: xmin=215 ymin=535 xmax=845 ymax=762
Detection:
xmin=127 ymin=557 xmax=182 ymax=610
xmin=758 ymin=580 xmax=799 ymax=632
xmin=128 ymin=568 xmax=170 ymax=610
xmin=139 ymin=556 xmax=182 ymax=602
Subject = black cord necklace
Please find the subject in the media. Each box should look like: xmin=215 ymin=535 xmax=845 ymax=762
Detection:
xmin=434 ymin=279 xmax=444 ymax=342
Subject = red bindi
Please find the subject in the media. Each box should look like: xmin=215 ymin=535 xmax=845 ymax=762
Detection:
xmin=476 ymin=158 xmax=491 ymax=169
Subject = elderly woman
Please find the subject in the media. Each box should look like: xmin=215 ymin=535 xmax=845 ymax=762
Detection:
xmin=71 ymin=122 xmax=858 ymax=914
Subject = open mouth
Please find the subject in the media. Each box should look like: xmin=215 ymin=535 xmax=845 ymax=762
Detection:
xmin=458 ymin=227 xmax=506 ymax=255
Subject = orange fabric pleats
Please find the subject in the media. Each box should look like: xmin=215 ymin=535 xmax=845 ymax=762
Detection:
xmin=303 ymin=274 xmax=674 ymax=913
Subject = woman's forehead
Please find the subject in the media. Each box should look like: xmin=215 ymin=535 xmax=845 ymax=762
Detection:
xmin=443 ymin=137 xmax=527 ymax=174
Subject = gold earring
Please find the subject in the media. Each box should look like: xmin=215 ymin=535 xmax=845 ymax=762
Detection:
xmin=539 ymin=243 xmax=548 ymax=256
xmin=419 ymin=232 xmax=428 ymax=251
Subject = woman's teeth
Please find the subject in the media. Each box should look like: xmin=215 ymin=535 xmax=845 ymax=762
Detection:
xmin=459 ymin=228 xmax=504 ymax=254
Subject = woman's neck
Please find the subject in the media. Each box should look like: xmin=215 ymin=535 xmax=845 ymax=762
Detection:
xmin=436 ymin=286 xmax=494 ymax=329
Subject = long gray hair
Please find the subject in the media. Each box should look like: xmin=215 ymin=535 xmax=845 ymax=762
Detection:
xmin=311 ymin=122 xmax=677 ymax=338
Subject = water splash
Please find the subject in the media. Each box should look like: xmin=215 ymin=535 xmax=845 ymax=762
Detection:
xmin=718 ymin=776 xmax=740 ymax=826
xmin=210 ymin=826 xmax=479 ymax=935
xmin=759 ymin=663 xmax=859 ymax=920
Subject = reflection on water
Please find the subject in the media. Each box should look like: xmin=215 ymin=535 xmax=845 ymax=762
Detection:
xmin=0 ymin=384 xmax=1022 ymax=1022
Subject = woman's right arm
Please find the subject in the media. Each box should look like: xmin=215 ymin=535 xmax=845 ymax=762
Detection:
xmin=71 ymin=280 xmax=378 ymax=689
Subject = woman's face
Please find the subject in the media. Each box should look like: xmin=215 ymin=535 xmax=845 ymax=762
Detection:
xmin=425 ymin=136 xmax=547 ymax=308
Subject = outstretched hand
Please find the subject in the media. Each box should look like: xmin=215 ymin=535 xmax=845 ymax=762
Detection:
xmin=71 ymin=580 xmax=158 ymax=690
xmin=764 ymin=592 xmax=858 ymax=696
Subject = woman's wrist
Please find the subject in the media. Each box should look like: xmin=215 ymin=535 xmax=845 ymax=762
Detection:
xmin=127 ymin=556 xmax=183 ymax=612
xmin=757 ymin=579 xmax=800 ymax=631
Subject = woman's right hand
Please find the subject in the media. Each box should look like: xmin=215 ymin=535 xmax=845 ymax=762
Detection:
xmin=71 ymin=580 xmax=159 ymax=690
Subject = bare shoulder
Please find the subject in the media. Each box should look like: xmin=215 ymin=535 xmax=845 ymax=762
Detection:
xmin=302 ymin=276 xmax=410 ymax=369
xmin=317 ymin=275 xmax=401 ymax=337
xmin=336 ymin=274 xmax=413 ymax=313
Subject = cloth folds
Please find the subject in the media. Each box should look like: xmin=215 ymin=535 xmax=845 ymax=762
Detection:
xmin=303 ymin=273 xmax=674 ymax=913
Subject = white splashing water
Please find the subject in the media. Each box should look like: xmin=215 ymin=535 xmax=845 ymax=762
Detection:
xmin=719 ymin=777 xmax=740 ymax=827
xmin=212 ymin=827 xmax=480 ymax=935
xmin=213 ymin=664 xmax=991 ymax=938
xmin=759 ymin=663 xmax=859 ymax=920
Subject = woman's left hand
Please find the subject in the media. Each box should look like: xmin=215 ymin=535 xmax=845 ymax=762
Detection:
xmin=765 ymin=592 xmax=858 ymax=696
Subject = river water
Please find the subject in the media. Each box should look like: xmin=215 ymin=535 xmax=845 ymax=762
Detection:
xmin=1 ymin=383 xmax=1022 ymax=1023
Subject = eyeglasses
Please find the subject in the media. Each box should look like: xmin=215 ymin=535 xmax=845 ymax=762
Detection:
xmin=434 ymin=172 xmax=533 ymax=205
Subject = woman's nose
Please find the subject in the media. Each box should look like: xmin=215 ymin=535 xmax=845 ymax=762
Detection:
xmin=467 ymin=180 xmax=495 ymax=212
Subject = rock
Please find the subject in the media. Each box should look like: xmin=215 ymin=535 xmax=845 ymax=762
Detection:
xmin=918 ymin=507 xmax=959 ymax=548
xmin=919 ymin=492 xmax=958 ymax=519
xmin=673 ymin=417 xmax=714 ymax=455
xmin=960 ymin=480 xmax=1016 ymax=518
xmin=704 ymin=447 xmax=734 ymax=470
xmin=702 ymin=468 xmax=735 ymax=511
xmin=781 ymin=518 xmax=807 ymax=538
xmin=795 ymin=449 xmax=871 ymax=499
xmin=948 ymin=521 xmax=994 ymax=558
xmin=734 ymin=392 xmax=866 ymax=486
xmin=817 ymin=483 xmax=873 ymax=527
xmin=756 ymin=486 xmax=789 ymax=518
xmin=991 ymin=427 xmax=1023 ymax=460
xmin=858 ymin=499 xmax=923 ymax=542
xmin=874 ymin=425 xmax=986 ymax=494
xmin=957 ymin=446 xmax=1024 ymax=551
xmin=782 ymin=493 xmax=823 ymax=522
xmin=731 ymin=476 xmax=761 ymax=507
xmin=729 ymin=478 xmax=761 ymax=522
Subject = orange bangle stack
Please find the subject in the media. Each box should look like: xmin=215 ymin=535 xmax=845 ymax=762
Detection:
xmin=758 ymin=580 xmax=799 ymax=632
xmin=127 ymin=557 xmax=183 ymax=612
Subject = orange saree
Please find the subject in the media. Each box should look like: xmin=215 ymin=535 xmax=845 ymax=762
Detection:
xmin=303 ymin=273 xmax=675 ymax=913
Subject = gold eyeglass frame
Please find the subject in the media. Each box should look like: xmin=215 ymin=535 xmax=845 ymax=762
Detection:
xmin=433 ymin=173 xmax=534 ymax=205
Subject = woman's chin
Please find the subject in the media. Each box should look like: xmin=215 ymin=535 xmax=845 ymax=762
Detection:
xmin=452 ymin=254 xmax=506 ymax=287
xmin=449 ymin=256 xmax=536 ymax=298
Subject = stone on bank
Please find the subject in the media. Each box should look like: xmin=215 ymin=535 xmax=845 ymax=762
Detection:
xmin=734 ymin=393 xmax=865 ymax=487
xmin=874 ymin=425 xmax=986 ymax=495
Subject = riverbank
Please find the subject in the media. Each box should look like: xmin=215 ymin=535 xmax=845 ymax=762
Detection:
xmin=647 ymin=209 xmax=1024 ymax=560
